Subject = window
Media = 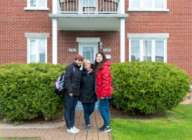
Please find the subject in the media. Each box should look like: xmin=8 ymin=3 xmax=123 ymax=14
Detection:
xmin=130 ymin=40 xmax=140 ymax=61
xmin=128 ymin=33 xmax=169 ymax=62
xmin=129 ymin=0 xmax=168 ymax=11
xmin=25 ymin=0 xmax=48 ymax=10
xmin=27 ymin=38 xmax=47 ymax=64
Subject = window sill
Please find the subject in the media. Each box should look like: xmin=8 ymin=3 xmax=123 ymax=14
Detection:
xmin=24 ymin=7 xmax=49 ymax=11
xmin=127 ymin=9 xmax=170 ymax=12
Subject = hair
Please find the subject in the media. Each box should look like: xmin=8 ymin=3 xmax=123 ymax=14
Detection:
xmin=83 ymin=59 xmax=94 ymax=71
xmin=74 ymin=54 xmax=84 ymax=61
xmin=95 ymin=51 xmax=107 ymax=73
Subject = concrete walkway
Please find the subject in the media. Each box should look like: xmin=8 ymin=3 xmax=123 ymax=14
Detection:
xmin=0 ymin=111 xmax=112 ymax=140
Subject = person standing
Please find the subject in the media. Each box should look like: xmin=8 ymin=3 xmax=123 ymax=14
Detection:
xmin=95 ymin=52 xmax=112 ymax=133
xmin=79 ymin=60 xmax=97 ymax=129
xmin=64 ymin=54 xmax=84 ymax=134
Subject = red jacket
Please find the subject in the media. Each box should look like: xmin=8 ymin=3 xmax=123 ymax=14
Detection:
xmin=96 ymin=61 xmax=112 ymax=99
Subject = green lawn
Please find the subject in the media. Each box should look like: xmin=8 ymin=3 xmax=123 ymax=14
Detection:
xmin=0 ymin=138 xmax=40 ymax=140
xmin=112 ymin=105 xmax=192 ymax=140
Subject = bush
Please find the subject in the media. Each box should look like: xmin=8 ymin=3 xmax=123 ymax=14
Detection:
xmin=111 ymin=62 xmax=190 ymax=115
xmin=0 ymin=64 xmax=65 ymax=122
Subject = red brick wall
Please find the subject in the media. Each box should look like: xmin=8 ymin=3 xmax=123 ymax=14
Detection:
xmin=125 ymin=0 xmax=192 ymax=75
xmin=0 ymin=0 xmax=52 ymax=64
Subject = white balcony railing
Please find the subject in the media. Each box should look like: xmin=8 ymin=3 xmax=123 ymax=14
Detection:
xmin=59 ymin=0 xmax=120 ymax=14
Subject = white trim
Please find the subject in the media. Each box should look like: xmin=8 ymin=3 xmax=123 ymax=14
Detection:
xmin=120 ymin=18 xmax=126 ymax=62
xmin=128 ymin=9 xmax=169 ymax=12
xmin=27 ymin=38 xmax=30 ymax=64
xmin=25 ymin=33 xmax=50 ymax=38
xmin=52 ymin=0 xmax=58 ymax=14
xmin=151 ymin=40 xmax=155 ymax=62
xmin=119 ymin=0 xmax=125 ymax=14
xmin=128 ymin=39 xmax=131 ymax=61
xmin=128 ymin=33 xmax=169 ymax=39
xmin=52 ymin=19 xmax=58 ymax=64
xmin=24 ymin=7 xmax=49 ymax=11
xmin=76 ymin=37 xmax=100 ymax=43
xmin=140 ymin=40 xmax=144 ymax=61
xmin=164 ymin=40 xmax=168 ymax=63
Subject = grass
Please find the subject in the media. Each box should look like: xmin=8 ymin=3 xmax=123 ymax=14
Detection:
xmin=112 ymin=105 xmax=192 ymax=140
xmin=0 ymin=138 xmax=40 ymax=140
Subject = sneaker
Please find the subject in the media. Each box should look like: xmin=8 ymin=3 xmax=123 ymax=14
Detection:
xmin=99 ymin=125 xmax=105 ymax=131
xmin=72 ymin=126 xmax=80 ymax=133
xmin=66 ymin=128 xmax=79 ymax=134
xmin=85 ymin=124 xmax=91 ymax=130
xmin=103 ymin=126 xmax=112 ymax=133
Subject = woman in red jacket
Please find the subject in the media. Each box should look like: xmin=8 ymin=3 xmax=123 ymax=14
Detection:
xmin=95 ymin=52 xmax=112 ymax=133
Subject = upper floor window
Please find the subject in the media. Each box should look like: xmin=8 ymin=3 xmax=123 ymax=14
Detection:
xmin=25 ymin=0 xmax=48 ymax=10
xmin=129 ymin=0 xmax=169 ymax=11
xmin=128 ymin=33 xmax=169 ymax=63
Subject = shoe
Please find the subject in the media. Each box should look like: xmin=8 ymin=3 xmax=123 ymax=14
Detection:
xmin=103 ymin=126 xmax=112 ymax=133
xmin=66 ymin=128 xmax=79 ymax=134
xmin=72 ymin=126 xmax=80 ymax=133
xmin=99 ymin=125 xmax=105 ymax=131
xmin=85 ymin=124 xmax=91 ymax=130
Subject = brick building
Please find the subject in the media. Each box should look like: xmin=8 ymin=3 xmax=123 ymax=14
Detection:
xmin=0 ymin=0 xmax=192 ymax=75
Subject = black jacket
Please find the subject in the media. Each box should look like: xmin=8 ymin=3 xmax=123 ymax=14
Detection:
xmin=79 ymin=69 xmax=97 ymax=103
xmin=64 ymin=62 xmax=81 ymax=96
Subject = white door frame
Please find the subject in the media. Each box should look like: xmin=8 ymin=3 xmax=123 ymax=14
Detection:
xmin=79 ymin=43 xmax=98 ymax=62
xmin=77 ymin=37 xmax=100 ymax=62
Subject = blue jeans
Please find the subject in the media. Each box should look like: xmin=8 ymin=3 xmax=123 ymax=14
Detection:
xmin=99 ymin=99 xmax=111 ymax=127
xmin=82 ymin=103 xmax=95 ymax=125
xmin=64 ymin=94 xmax=78 ymax=129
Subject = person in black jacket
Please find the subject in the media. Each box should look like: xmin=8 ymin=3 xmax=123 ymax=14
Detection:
xmin=64 ymin=54 xmax=84 ymax=134
xmin=80 ymin=60 xmax=97 ymax=129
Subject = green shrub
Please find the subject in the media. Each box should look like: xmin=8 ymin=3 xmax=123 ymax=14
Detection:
xmin=0 ymin=64 xmax=65 ymax=122
xmin=111 ymin=62 xmax=190 ymax=115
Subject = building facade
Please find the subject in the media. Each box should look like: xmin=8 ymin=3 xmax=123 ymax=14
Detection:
xmin=0 ymin=0 xmax=192 ymax=75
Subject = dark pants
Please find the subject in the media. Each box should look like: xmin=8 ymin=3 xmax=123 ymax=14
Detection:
xmin=82 ymin=103 xmax=95 ymax=125
xmin=64 ymin=94 xmax=78 ymax=129
xmin=99 ymin=99 xmax=111 ymax=127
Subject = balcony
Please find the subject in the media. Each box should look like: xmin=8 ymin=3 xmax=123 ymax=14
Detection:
xmin=60 ymin=0 xmax=119 ymax=14
xmin=50 ymin=0 xmax=127 ymax=31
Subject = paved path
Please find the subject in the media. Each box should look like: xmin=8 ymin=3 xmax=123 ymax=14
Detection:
xmin=0 ymin=111 xmax=112 ymax=140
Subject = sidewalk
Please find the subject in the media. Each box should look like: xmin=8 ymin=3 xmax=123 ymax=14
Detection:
xmin=0 ymin=111 xmax=112 ymax=140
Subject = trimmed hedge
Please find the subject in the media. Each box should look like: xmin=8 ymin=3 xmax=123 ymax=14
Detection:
xmin=111 ymin=62 xmax=190 ymax=115
xmin=0 ymin=62 xmax=190 ymax=122
xmin=0 ymin=64 xmax=65 ymax=122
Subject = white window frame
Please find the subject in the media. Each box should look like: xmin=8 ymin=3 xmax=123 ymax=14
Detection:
xmin=128 ymin=33 xmax=169 ymax=63
xmin=25 ymin=33 xmax=49 ymax=64
xmin=24 ymin=0 xmax=49 ymax=11
xmin=128 ymin=0 xmax=169 ymax=12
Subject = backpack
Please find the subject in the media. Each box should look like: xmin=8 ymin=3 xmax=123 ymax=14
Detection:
xmin=55 ymin=73 xmax=65 ymax=96
xmin=54 ymin=65 xmax=76 ymax=96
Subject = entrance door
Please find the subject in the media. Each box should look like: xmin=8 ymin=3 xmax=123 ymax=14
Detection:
xmin=79 ymin=42 xmax=98 ymax=63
